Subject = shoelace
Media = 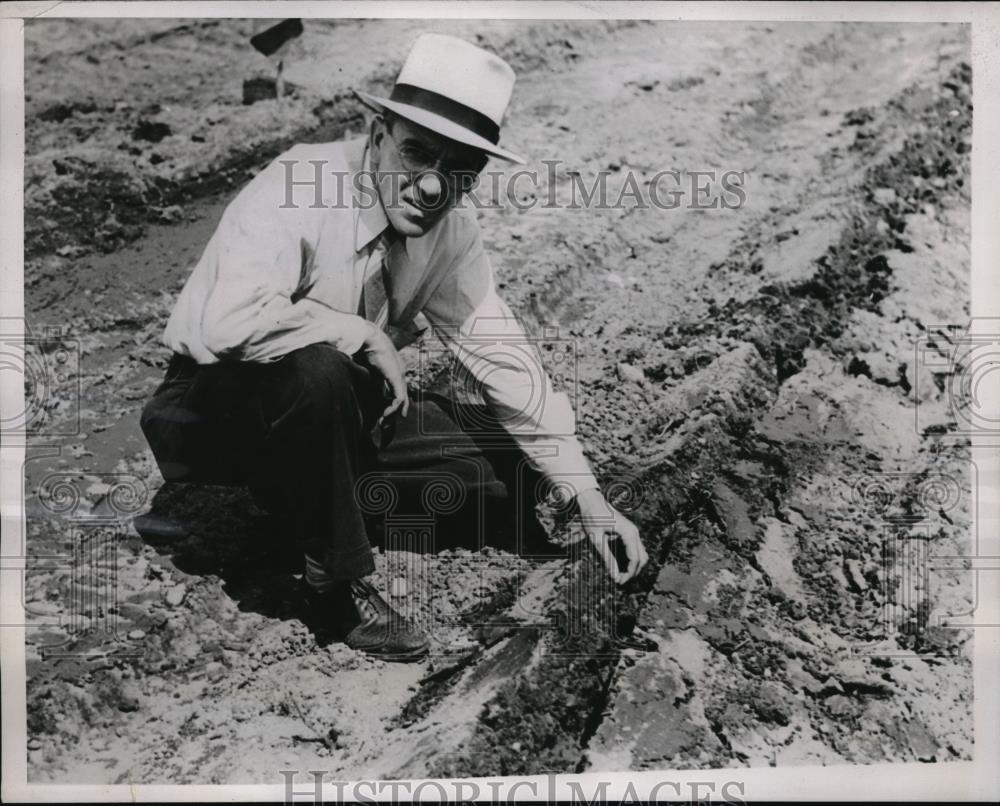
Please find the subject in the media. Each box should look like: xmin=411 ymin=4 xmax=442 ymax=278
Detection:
xmin=351 ymin=579 xmax=394 ymax=626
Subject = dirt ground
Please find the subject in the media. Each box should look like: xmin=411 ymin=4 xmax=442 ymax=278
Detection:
xmin=20 ymin=19 xmax=973 ymax=782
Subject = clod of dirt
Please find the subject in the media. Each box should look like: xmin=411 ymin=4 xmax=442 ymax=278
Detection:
xmin=116 ymin=682 xmax=141 ymax=713
xmin=617 ymin=362 xmax=645 ymax=384
xmin=158 ymin=205 xmax=184 ymax=223
xmin=751 ymin=681 xmax=793 ymax=726
xmin=39 ymin=99 xmax=98 ymax=122
xmin=164 ymin=584 xmax=187 ymax=607
xmin=132 ymin=119 xmax=172 ymax=143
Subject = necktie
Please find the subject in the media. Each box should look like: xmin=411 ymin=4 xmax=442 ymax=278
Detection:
xmin=361 ymin=235 xmax=390 ymax=329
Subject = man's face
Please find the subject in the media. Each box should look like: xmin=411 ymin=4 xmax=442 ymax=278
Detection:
xmin=370 ymin=115 xmax=487 ymax=238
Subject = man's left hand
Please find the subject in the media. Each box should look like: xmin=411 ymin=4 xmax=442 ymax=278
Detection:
xmin=575 ymin=488 xmax=649 ymax=584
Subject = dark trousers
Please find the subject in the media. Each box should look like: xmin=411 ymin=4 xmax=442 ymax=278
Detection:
xmin=140 ymin=343 xmax=549 ymax=580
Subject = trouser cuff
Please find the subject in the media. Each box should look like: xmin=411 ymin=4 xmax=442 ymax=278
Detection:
xmin=303 ymin=544 xmax=375 ymax=588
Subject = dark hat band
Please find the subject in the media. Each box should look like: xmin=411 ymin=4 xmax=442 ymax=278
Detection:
xmin=389 ymin=83 xmax=500 ymax=146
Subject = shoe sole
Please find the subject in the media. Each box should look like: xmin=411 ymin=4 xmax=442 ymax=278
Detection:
xmin=350 ymin=644 xmax=430 ymax=663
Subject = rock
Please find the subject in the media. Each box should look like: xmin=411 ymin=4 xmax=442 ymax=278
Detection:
xmin=127 ymin=629 xmax=146 ymax=640
xmin=710 ymin=481 xmax=757 ymax=551
xmin=827 ymin=561 xmax=851 ymax=591
xmin=900 ymin=718 xmax=939 ymax=761
xmin=844 ymin=559 xmax=868 ymax=592
xmin=164 ymin=584 xmax=187 ymax=607
xmin=205 ymin=662 xmax=226 ymax=683
xmin=132 ymin=119 xmax=171 ymax=143
xmin=117 ymin=682 xmax=141 ymax=712
xmin=617 ymin=362 xmax=645 ymax=384
xmin=785 ymin=659 xmax=825 ymax=695
xmin=755 ymin=518 xmax=805 ymax=599
xmin=826 ymin=694 xmax=854 ymax=717
xmin=159 ymin=205 xmax=184 ymax=224
xmin=873 ymin=187 xmax=897 ymax=204
xmin=56 ymin=244 xmax=87 ymax=258
xmin=605 ymin=272 xmax=625 ymax=288
xmin=27 ymin=738 xmax=42 ymax=751
xmin=752 ymin=681 xmax=792 ymax=726
xmin=85 ymin=482 xmax=111 ymax=498
xmin=666 ymin=357 xmax=685 ymax=378
xmin=833 ymin=658 xmax=892 ymax=696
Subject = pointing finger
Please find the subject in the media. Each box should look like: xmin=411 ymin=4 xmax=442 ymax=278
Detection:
xmin=593 ymin=532 xmax=623 ymax=584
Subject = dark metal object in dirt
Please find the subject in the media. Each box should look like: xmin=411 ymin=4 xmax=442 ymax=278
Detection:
xmin=242 ymin=75 xmax=303 ymax=105
xmin=249 ymin=19 xmax=304 ymax=57
xmin=242 ymin=77 xmax=281 ymax=105
xmin=248 ymin=19 xmax=304 ymax=102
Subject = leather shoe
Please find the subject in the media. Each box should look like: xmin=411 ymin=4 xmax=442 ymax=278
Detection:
xmin=345 ymin=578 xmax=429 ymax=661
xmin=307 ymin=578 xmax=429 ymax=661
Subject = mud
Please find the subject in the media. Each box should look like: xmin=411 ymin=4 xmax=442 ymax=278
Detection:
xmin=21 ymin=20 xmax=972 ymax=782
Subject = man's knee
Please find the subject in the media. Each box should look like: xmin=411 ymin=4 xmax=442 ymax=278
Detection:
xmin=273 ymin=343 xmax=375 ymax=425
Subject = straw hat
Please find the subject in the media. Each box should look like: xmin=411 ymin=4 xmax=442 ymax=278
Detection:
xmin=356 ymin=33 xmax=525 ymax=164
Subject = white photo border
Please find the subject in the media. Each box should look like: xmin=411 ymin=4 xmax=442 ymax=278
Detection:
xmin=2 ymin=2 xmax=998 ymax=802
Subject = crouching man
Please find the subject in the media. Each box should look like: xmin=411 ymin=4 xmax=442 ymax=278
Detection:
xmin=141 ymin=34 xmax=648 ymax=661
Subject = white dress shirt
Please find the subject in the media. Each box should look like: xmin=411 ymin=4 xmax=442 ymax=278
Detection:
xmin=163 ymin=137 xmax=598 ymax=494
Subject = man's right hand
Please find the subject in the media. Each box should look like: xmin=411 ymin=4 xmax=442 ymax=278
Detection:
xmin=362 ymin=323 xmax=409 ymax=421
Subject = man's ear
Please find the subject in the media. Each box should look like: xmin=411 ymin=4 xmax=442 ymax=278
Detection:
xmin=369 ymin=114 xmax=386 ymax=158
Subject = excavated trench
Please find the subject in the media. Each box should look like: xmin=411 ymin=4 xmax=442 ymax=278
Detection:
xmin=403 ymin=61 xmax=972 ymax=777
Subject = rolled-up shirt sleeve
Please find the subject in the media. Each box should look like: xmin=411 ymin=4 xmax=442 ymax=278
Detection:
xmin=421 ymin=218 xmax=600 ymax=497
xmin=165 ymin=152 xmax=371 ymax=363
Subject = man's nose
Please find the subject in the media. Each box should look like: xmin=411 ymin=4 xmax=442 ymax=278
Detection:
xmin=415 ymin=171 xmax=444 ymax=205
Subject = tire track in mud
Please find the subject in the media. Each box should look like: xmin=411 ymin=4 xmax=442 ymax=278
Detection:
xmin=408 ymin=61 xmax=971 ymax=776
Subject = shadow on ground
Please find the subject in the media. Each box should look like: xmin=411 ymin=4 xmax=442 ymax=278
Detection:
xmin=134 ymin=479 xmax=566 ymax=644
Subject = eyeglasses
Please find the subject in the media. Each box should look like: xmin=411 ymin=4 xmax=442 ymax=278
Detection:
xmin=383 ymin=126 xmax=487 ymax=194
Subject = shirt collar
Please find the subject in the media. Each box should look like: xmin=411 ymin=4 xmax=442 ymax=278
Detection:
xmin=354 ymin=142 xmax=391 ymax=253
